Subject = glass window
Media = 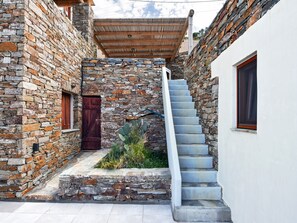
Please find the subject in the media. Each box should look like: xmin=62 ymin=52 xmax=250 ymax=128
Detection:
xmin=237 ymin=55 xmax=257 ymax=130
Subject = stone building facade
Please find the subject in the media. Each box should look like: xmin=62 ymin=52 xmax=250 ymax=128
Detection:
xmin=169 ymin=0 xmax=280 ymax=169
xmin=82 ymin=58 xmax=166 ymax=150
xmin=0 ymin=0 xmax=281 ymax=200
xmin=0 ymin=0 xmax=95 ymax=199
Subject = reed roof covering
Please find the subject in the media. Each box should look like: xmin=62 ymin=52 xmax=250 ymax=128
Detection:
xmin=93 ymin=15 xmax=191 ymax=60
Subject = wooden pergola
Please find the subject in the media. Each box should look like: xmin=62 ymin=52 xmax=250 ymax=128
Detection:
xmin=93 ymin=10 xmax=194 ymax=61
xmin=54 ymin=0 xmax=94 ymax=7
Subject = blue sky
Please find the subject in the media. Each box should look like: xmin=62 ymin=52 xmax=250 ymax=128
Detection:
xmin=93 ymin=0 xmax=226 ymax=32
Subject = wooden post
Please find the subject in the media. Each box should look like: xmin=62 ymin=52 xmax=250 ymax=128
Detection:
xmin=188 ymin=9 xmax=194 ymax=56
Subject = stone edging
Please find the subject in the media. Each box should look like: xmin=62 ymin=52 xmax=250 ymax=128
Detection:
xmin=57 ymin=151 xmax=171 ymax=203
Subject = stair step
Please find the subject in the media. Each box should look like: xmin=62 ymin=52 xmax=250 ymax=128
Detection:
xmin=172 ymin=109 xmax=196 ymax=117
xmin=173 ymin=117 xmax=199 ymax=125
xmin=179 ymin=155 xmax=213 ymax=169
xmin=181 ymin=169 xmax=217 ymax=183
xmin=182 ymin=183 xmax=221 ymax=200
xmin=174 ymin=200 xmax=231 ymax=222
xmin=182 ymin=199 xmax=226 ymax=207
xmin=175 ymin=125 xmax=202 ymax=134
xmin=169 ymin=90 xmax=190 ymax=96
xmin=177 ymin=144 xmax=208 ymax=155
xmin=169 ymin=85 xmax=188 ymax=90
xmin=171 ymin=102 xmax=194 ymax=109
xmin=168 ymin=80 xmax=230 ymax=222
xmin=168 ymin=79 xmax=187 ymax=85
xmin=176 ymin=134 xmax=205 ymax=144
xmin=170 ymin=96 xmax=192 ymax=102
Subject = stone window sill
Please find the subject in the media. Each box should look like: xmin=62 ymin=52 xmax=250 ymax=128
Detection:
xmin=230 ymin=128 xmax=257 ymax=134
xmin=62 ymin=129 xmax=80 ymax=134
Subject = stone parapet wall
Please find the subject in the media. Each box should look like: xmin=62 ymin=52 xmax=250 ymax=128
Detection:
xmin=0 ymin=0 xmax=94 ymax=199
xmin=183 ymin=0 xmax=280 ymax=169
xmin=58 ymin=168 xmax=171 ymax=202
xmin=82 ymin=58 xmax=166 ymax=150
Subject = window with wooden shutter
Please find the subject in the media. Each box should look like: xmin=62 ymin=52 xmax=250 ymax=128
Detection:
xmin=237 ymin=55 xmax=257 ymax=130
xmin=62 ymin=92 xmax=71 ymax=130
xmin=64 ymin=7 xmax=72 ymax=20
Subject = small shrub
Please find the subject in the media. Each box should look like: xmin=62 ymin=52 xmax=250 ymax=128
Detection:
xmin=96 ymin=120 xmax=168 ymax=169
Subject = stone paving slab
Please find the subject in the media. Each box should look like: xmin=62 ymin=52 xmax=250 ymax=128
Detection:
xmin=24 ymin=150 xmax=109 ymax=201
xmin=0 ymin=202 xmax=183 ymax=223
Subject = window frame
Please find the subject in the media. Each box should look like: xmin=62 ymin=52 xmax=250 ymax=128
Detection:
xmin=236 ymin=55 xmax=257 ymax=130
xmin=62 ymin=92 xmax=73 ymax=130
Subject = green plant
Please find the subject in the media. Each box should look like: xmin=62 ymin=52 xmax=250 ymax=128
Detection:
xmin=118 ymin=120 xmax=148 ymax=148
xmin=96 ymin=120 xmax=168 ymax=169
xmin=96 ymin=144 xmax=124 ymax=169
xmin=125 ymin=139 xmax=147 ymax=166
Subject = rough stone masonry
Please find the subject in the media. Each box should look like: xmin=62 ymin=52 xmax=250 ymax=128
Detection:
xmin=169 ymin=0 xmax=280 ymax=169
xmin=82 ymin=58 xmax=166 ymax=151
xmin=0 ymin=0 xmax=94 ymax=199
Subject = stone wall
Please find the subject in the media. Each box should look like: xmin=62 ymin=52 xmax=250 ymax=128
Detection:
xmin=183 ymin=0 xmax=280 ymax=169
xmin=73 ymin=3 xmax=94 ymax=45
xmin=58 ymin=168 xmax=171 ymax=202
xmin=0 ymin=0 xmax=94 ymax=199
xmin=167 ymin=52 xmax=187 ymax=80
xmin=82 ymin=58 xmax=166 ymax=150
xmin=0 ymin=0 xmax=25 ymax=199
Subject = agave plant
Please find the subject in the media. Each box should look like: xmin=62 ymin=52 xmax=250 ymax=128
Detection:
xmin=118 ymin=119 xmax=149 ymax=151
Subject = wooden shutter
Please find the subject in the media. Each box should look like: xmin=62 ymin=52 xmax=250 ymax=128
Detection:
xmin=62 ymin=92 xmax=71 ymax=129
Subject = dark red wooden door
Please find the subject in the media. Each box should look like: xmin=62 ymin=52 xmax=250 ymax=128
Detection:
xmin=82 ymin=97 xmax=101 ymax=150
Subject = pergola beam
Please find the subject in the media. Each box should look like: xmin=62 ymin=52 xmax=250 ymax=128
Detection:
xmin=98 ymin=39 xmax=179 ymax=44
xmin=108 ymin=50 xmax=174 ymax=54
xmin=94 ymin=22 xmax=185 ymax=27
xmin=108 ymin=54 xmax=172 ymax=58
xmin=107 ymin=55 xmax=172 ymax=59
xmin=170 ymin=10 xmax=194 ymax=61
xmin=94 ymin=31 xmax=181 ymax=36
xmin=104 ymin=45 xmax=176 ymax=50
xmin=94 ymin=36 xmax=110 ymax=58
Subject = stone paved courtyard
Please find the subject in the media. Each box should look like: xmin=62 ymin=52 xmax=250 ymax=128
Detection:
xmin=0 ymin=202 xmax=180 ymax=223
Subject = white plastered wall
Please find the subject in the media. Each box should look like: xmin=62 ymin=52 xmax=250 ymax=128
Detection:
xmin=211 ymin=0 xmax=297 ymax=222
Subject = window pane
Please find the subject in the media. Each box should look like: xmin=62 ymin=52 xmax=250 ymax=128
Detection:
xmin=237 ymin=56 xmax=257 ymax=129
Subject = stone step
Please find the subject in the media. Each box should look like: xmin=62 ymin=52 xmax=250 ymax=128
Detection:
xmin=176 ymin=134 xmax=205 ymax=144
xmin=173 ymin=117 xmax=199 ymax=125
xmin=169 ymin=90 xmax=190 ymax=96
xmin=181 ymin=169 xmax=217 ymax=183
xmin=169 ymin=85 xmax=188 ymax=90
xmin=175 ymin=125 xmax=202 ymax=134
xmin=182 ymin=183 xmax=221 ymax=201
xmin=173 ymin=200 xmax=232 ymax=222
xmin=168 ymin=79 xmax=187 ymax=85
xmin=172 ymin=109 xmax=196 ymax=117
xmin=179 ymin=155 xmax=213 ymax=169
xmin=177 ymin=144 xmax=208 ymax=155
xmin=171 ymin=102 xmax=194 ymax=109
xmin=170 ymin=96 xmax=192 ymax=102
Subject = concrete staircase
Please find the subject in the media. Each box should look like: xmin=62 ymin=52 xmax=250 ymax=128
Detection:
xmin=169 ymin=79 xmax=232 ymax=222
